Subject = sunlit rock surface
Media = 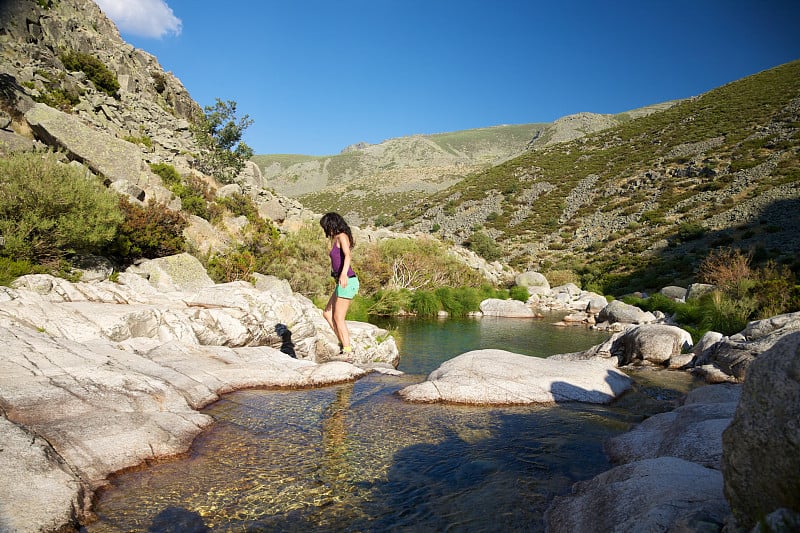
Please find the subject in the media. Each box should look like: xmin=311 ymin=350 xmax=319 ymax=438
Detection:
xmin=398 ymin=349 xmax=632 ymax=405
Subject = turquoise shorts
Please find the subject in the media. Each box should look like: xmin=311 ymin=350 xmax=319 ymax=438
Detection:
xmin=336 ymin=276 xmax=360 ymax=299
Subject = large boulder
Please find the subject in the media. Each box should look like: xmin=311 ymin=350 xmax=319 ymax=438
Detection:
xmin=514 ymin=271 xmax=550 ymax=294
xmin=701 ymin=312 xmax=800 ymax=380
xmin=721 ymin=331 xmax=800 ymax=529
xmin=545 ymin=457 xmax=730 ymax=533
xmin=615 ymin=324 xmax=694 ymax=366
xmin=398 ymin=349 xmax=632 ymax=405
xmin=126 ymin=252 xmax=215 ymax=293
xmin=479 ymin=298 xmax=536 ymax=318
xmin=596 ymin=299 xmax=656 ymax=325
xmin=687 ymin=283 xmax=715 ymax=300
xmin=25 ymin=103 xmax=145 ymax=186
xmin=660 ymin=285 xmax=688 ymax=301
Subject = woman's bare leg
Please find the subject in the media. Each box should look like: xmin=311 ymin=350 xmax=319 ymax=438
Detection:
xmin=323 ymin=290 xmax=339 ymax=341
xmin=333 ymin=297 xmax=352 ymax=349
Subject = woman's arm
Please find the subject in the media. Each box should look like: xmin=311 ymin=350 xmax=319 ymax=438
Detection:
xmin=337 ymin=233 xmax=352 ymax=288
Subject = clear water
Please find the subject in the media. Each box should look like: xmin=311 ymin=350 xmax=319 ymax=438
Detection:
xmin=85 ymin=315 xmax=700 ymax=532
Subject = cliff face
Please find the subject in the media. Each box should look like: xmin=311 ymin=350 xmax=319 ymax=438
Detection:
xmin=0 ymin=0 xmax=201 ymax=162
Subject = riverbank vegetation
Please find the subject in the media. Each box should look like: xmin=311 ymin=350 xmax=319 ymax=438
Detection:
xmin=1 ymin=153 xmax=797 ymax=332
xmin=622 ymin=248 xmax=799 ymax=339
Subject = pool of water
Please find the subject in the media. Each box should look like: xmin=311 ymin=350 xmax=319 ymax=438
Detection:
xmin=85 ymin=315 xmax=701 ymax=532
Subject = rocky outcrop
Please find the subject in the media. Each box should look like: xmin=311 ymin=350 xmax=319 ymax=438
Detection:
xmin=547 ymin=384 xmax=740 ymax=532
xmin=0 ymin=0 xmax=200 ymax=157
xmin=604 ymin=384 xmax=740 ymax=469
xmin=3 ymin=257 xmax=398 ymax=365
xmin=0 ymin=322 xmax=367 ymax=530
xmin=548 ymin=324 xmax=800 ymax=532
xmin=398 ymin=349 xmax=632 ymax=405
xmin=545 ymin=457 xmax=730 ymax=532
xmin=0 ymin=253 xmax=398 ymax=530
xmin=0 ymin=416 xmax=84 ymax=533
xmin=721 ymin=331 xmax=800 ymax=529
xmin=697 ymin=312 xmax=800 ymax=381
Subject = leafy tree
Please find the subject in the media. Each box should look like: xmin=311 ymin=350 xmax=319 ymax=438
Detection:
xmin=0 ymin=151 xmax=122 ymax=263
xmin=193 ymin=98 xmax=254 ymax=184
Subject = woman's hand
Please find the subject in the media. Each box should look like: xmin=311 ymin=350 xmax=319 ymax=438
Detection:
xmin=339 ymin=274 xmax=348 ymax=288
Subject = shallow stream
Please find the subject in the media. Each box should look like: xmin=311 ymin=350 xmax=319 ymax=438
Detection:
xmin=85 ymin=315 xmax=701 ymax=532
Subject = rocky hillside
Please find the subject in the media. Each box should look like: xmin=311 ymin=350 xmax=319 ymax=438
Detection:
xmin=253 ymin=103 xmax=677 ymax=226
xmin=395 ymin=61 xmax=800 ymax=294
xmin=0 ymin=0 xmax=315 ymax=253
xmin=0 ymin=0 xmax=198 ymax=156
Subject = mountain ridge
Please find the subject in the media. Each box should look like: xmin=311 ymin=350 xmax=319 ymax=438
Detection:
xmin=253 ymin=102 xmax=680 ymax=225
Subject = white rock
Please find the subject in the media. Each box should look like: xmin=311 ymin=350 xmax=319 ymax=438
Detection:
xmin=398 ymin=349 xmax=632 ymax=404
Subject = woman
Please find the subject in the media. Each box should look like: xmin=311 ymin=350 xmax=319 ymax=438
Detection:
xmin=320 ymin=212 xmax=360 ymax=356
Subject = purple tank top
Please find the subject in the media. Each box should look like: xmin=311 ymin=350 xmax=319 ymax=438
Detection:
xmin=330 ymin=244 xmax=355 ymax=278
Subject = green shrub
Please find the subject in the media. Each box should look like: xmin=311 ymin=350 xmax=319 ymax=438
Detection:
xmin=509 ymin=285 xmax=530 ymax=302
xmin=109 ymin=198 xmax=187 ymax=260
xmin=0 ymin=151 xmax=123 ymax=263
xmin=700 ymin=291 xmax=757 ymax=336
xmin=436 ymin=287 xmax=465 ymax=316
xmin=676 ymin=222 xmax=707 ymax=241
xmin=545 ymin=269 xmax=579 ymax=287
xmin=254 ymin=221 xmax=328 ymax=299
xmin=0 ymin=257 xmax=44 ymax=286
xmin=149 ymin=162 xmax=181 ymax=188
xmin=346 ymin=295 xmax=371 ymax=322
xmin=369 ymin=289 xmax=412 ymax=316
xmin=454 ymin=287 xmax=483 ymax=313
xmin=124 ymin=135 xmax=153 ymax=149
xmin=60 ymin=50 xmax=120 ymax=97
xmin=207 ymin=247 xmax=256 ymax=283
xmin=410 ymin=290 xmax=441 ymax=317
xmin=466 ymin=230 xmax=503 ymax=261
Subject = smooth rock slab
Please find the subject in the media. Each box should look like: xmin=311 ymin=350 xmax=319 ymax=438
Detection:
xmin=545 ymin=457 xmax=730 ymax=533
xmin=0 ymin=417 xmax=83 ymax=533
xmin=479 ymin=298 xmax=537 ymax=318
xmin=604 ymin=399 xmax=737 ymax=469
xmin=0 ymin=322 xmax=368 ymax=528
xmin=398 ymin=349 xmax=632 ymax=405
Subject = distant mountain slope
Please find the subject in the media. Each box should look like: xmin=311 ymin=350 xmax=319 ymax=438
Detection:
xmin=397 ymin=60 xmax=800 ymax=293
xmin=253 ymin=104 xmax=676 ymax=225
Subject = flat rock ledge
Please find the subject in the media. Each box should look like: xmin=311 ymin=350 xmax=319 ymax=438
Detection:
xmin=398 ymin=349 xmax=633 ymax=405
xmin=0 ymin=324 xmax=367 ymax=531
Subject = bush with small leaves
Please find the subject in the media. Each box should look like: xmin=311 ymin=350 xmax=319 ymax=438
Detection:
xmin=0 ymin=151 xmax=123 ymax=264
xmin=109 ymin=198 xmax=187 ymax=260
xmin=60 ymin=50 xmax=120 ymax=97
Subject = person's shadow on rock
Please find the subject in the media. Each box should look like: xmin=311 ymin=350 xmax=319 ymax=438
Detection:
xmin=275 ymin=323 xmax=296 ymax=357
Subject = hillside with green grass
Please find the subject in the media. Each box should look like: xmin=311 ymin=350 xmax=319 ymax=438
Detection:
xmin=396 ymin=60 xmax=800 ymax=295
xmin=252 ymin=109 xmax=670 ymax=225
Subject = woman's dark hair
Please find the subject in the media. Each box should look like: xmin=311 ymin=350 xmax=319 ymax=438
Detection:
xmin=320 ymin=212 xmax=355 ymax=248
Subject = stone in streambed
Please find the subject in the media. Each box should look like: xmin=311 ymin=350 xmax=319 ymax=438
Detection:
xmin=398 ymin=349 xmax=632 ymax=405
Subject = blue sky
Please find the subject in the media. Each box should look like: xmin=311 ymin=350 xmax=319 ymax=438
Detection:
xmin=95 ymin=0 xmax=800 ymax=156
